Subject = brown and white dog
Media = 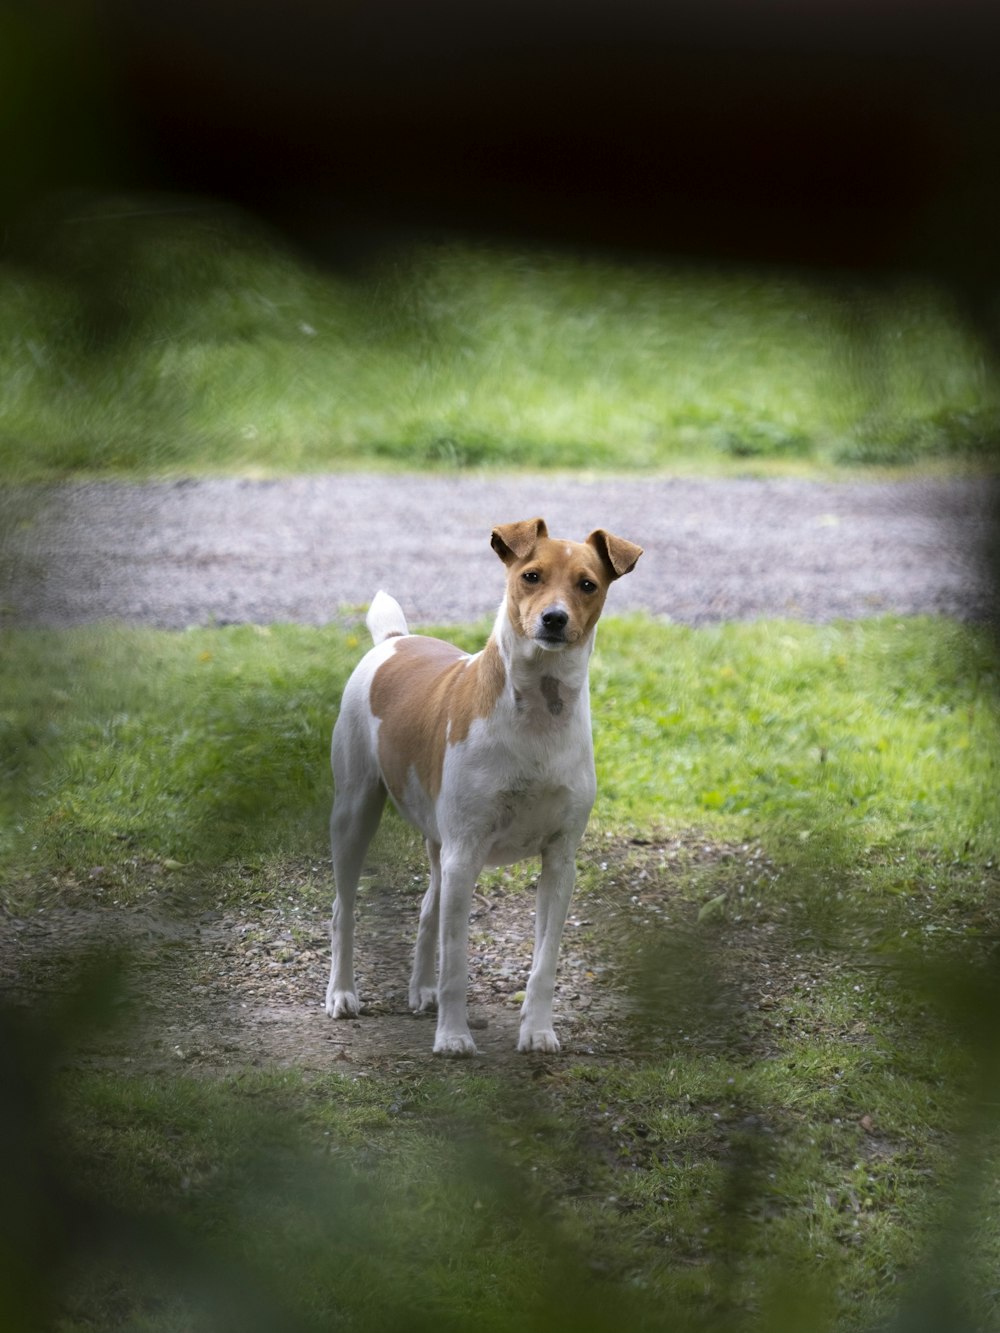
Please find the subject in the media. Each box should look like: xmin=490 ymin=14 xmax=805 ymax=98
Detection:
xmin=325 ymin=517 xmax=642 ymax=1056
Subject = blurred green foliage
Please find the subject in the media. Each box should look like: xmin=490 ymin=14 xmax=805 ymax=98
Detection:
xmin=1 ymin=205 xmax=997 ymax=479
xmin=1 ymin=196 xmax=998 ymax=1333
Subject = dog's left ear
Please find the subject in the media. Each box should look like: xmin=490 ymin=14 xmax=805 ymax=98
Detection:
xmin=491 ymin=517 xmax=548 ymax=564
xmin=587 ymin=529 xmax=643 ymax=580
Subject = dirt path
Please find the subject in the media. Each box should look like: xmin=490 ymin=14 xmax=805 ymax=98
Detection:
xmin=2 ymin=839 xmax=826 ymax=1077
xmin=2 ymin=473 xmax=995 ymax=627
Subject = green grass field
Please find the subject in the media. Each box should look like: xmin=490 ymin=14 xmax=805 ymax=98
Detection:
xmin=2 ymin=211 xmax=999 ymax=1328
xmin=4 ymin=616 xmax=998 ymax=884
xmin=2 ymin=615 xmax=999 ymax=1331
xmin=1 ymin=206 xmax=998 ymax=480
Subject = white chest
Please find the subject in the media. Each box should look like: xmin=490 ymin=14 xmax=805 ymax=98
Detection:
xmin=481 ymin=780 xmax=586 ymax=865
xmin=434 ymin=708 xmax=596 ymax=865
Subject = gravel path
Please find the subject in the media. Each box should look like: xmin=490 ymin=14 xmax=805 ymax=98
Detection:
xmin=2 ymin=473 xmax=995 ymax=628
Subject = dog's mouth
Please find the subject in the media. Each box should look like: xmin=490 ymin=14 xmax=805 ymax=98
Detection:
xmin=533 ymin=626 xmax=572 ymax=648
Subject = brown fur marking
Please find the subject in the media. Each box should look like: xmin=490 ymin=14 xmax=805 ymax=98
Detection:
xmin=540 ymin=675 xmax=564 ymax=715
xmin=370 ymin=635 xmax=507 ymax=802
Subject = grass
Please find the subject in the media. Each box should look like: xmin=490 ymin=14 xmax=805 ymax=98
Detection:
xmin=0 ymin=622 xmax=347 ymax=877
xmin=3 ymin=194 xmax=997 ymax=1329
xmin=19 ymin=971 xmax=1000 ymax=1333
xmin=1 ymin=203 xmax=998 ymax=480
xmin=2 ymin=614 xmax=999 ymax=1329
xmin=3 ymin=616 xmax=997 ymax=891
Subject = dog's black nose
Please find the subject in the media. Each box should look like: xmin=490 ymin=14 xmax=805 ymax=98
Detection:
xmin=541 ymin=608 xmax=569 ymax=631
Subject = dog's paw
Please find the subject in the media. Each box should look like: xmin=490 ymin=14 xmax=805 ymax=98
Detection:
xmin=326 ymin=989 xmax=360 ymax=1019
xmin=517 ymin=1028 xmax=561 ymax=1054
xmin=433 ymin=1030 xmax=478 ymax=1058
xmin=409 ymin=985 xmax=438 ymax=1014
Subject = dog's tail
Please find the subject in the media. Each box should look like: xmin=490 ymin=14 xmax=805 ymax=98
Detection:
xmin=366 ymin=590 xmax=409 ymax=644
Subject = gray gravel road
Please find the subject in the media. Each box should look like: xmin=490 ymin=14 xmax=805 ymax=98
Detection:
xmin=2 ymin=474 xmax=995 ymax=629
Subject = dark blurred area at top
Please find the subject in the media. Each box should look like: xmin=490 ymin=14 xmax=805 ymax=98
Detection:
xmin=3 ymin=0 xmax=1000 ymax=291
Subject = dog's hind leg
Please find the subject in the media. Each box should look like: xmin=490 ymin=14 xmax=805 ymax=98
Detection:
xmin=409 ymin=839 xmax=441 ymax=1013
xmin=326 ymin=776 xmax=386 ymax=1019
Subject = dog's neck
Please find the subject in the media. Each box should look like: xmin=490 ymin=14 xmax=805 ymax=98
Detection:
xmin=490 ymin=596 xmax=594 ymax=709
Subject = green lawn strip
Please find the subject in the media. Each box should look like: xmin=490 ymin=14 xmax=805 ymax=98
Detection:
xmin=3 ymin=616 xmax=997 ymax=904
xmin=590 ymin=616 xmax=999 ymax=855
xmin=2 ymin=221 xmax=997 ymax=480
xmin=0 ymin=622 xmax=359 ymax=889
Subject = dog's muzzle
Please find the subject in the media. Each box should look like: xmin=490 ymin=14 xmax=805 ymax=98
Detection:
xmin=535 ymin=606 xmax=570 ymax=646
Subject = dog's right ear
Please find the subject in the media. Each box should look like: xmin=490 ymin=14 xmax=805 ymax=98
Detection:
xmin=491 ymin=517 xmax=548 ymax=565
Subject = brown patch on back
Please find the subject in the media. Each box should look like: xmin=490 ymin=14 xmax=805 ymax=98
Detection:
xmin=370 ymin=635 xmax=507 ymax=802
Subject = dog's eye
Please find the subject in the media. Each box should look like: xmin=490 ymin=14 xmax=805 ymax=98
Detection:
xmin=522 ymin=570 xmax=541 ymax=584
xmin=580 ymin=579 xmax=598 ymax=594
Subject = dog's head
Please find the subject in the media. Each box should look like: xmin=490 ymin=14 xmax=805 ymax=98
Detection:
xmin=491 ymin=517 xmax=642 ymax=650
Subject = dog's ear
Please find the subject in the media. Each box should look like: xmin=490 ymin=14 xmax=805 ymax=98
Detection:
xmin=491 ymin=517 xmax=548 ymax=564
xmin=586 ymin=529 xmax=643 ymax=580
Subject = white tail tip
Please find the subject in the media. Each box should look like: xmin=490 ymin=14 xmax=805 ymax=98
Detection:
xmin=366 ymin=590 xmax=409 ymax=644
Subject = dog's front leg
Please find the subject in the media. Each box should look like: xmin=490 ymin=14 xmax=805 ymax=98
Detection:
xmin=433 ymin=848 xmax=481 ymax=1057
xmin=518 ymin=831 xmax=581 ymax=1053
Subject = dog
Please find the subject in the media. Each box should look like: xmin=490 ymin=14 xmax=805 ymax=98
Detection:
xmin=325 ymin=517 xmax=642 ymax=1056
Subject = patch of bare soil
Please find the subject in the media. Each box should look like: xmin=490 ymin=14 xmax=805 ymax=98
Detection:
xmin=0 ymin=838 xmax=848 ymax=1079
